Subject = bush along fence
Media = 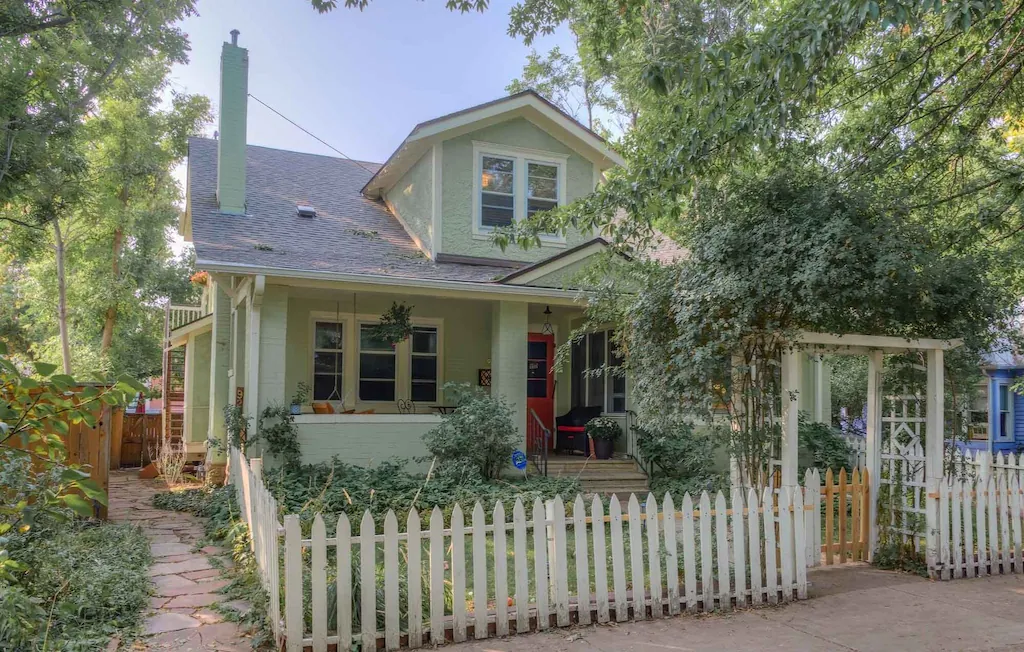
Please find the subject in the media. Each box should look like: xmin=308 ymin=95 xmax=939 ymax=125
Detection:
xmin=228 ymin=447 xmax=811 ymax=652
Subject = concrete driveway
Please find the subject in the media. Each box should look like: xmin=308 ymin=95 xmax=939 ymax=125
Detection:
xmin=454 ymin=565 xmax=1024 ymax=652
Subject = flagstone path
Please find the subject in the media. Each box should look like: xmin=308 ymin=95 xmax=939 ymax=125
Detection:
xmin=108 ymin=471 xmax=253 ymax=651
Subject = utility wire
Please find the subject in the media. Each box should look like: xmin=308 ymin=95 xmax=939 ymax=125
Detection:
xmin=247 ymin=93 xmax=378 ymax=175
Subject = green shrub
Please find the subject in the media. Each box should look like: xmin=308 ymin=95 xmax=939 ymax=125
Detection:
xmin=633 ymin=422 xmax=724 ymax=495
xmin=798 ymin=418 xmax=854 ymax=473
xmin=421 ymin=383 xmax=517 ymax=480
xmin=0 ymin=521 xmax=151 ymax=651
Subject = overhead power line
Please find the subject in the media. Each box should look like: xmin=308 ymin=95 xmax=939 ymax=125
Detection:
xmin=247 ymin=93 xmax=378 ymax=175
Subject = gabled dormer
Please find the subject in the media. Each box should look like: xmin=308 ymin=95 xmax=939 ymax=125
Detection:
xmin=362 ymin=91 xmax=623 ymax=264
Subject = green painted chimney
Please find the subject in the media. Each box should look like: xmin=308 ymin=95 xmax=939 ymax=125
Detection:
xmin=217 ymin=29 xmax=248 ymax=215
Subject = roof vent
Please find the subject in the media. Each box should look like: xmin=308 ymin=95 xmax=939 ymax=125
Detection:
xmin=296 ymin=204 xmax=316 ymax=218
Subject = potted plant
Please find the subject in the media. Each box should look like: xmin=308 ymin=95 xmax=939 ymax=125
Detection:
xmin=290 ymin=382 xmax=311 ymax=415
xmin=586 ymin=416 xmax=622 ymax=460
xmin=373 ymin=301 xmax=414 ymax=346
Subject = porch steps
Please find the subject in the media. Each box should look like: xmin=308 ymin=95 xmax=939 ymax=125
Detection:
xmin=545 ymin=458 xmax=649 ymax=497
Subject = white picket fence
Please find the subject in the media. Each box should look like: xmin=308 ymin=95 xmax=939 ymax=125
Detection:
xmin=951 ymin=449 xmax=1024 ymax=488
xmin=228 ymin=446 xmax=284 ymax=646
xmin=841 ymin=433 xmax=867 ymax=468
xmin=933 ymin=472 xmax=1024 ymax=580
xmin=227 ymin=446 xmax=811 ymax=651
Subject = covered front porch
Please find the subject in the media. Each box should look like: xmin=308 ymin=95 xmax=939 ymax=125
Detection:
xmin=178 ymin=273 xmax=639 ymax=476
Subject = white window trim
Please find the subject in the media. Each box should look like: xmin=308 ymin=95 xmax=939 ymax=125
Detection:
xmin=358 ymin=321 xmax=398 ymax=403
xmin=472 ymin=141 xmax=567 ymax=246
xmin=410 ymin=325 xmax=441 ymax=403
xmin=572 ymin=328 xmax=628 ymax=415
xmin=996 ymin=380 xmax=1015 ymax=442
xmin=307 ymin=312 xmax=444 ymax=411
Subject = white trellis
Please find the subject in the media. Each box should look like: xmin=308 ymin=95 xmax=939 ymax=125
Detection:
xmin=730 ymin=332 xmax=961 ymax=576
xmin=880 ymin=395 xmax=927 ymax=541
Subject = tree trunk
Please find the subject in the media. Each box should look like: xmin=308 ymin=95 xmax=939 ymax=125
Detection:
xmin=53 ymin=219 xmax=72 ymax=374
xmin=100 ymin=226 xmax=123 ymax=353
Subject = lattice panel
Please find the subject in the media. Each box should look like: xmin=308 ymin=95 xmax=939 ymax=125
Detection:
xmin=880 ymin=394 xmax=927 ymax=541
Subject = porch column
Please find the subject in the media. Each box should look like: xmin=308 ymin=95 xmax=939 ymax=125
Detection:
xmin=865 ymin=350 xmax=883 ymax=560
xmin=182 ymin=334 xmax=195 ymax=443
xmin=780 ymin=349 xmax=803 ymax=488
xmin=205 ymin=282 xmax=232 ymax=483
xmin=187 ymin=332 xmax=212 ymax=444
xmin=729 ymin=353 xmax=745 ymax=488
xmin=925 ymin=348 xmax=945 ymax=577
xmin=257 ymin=285 xmax=288 ymax=417
xmin=491 ymin=301 xmax=529 ymax=449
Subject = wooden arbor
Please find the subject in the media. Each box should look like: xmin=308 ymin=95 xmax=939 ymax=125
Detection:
xmin=755 ymin=332 xmax=961 ymax=567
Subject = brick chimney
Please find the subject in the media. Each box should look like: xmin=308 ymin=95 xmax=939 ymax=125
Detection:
xmin=217 ymin=29 xmax=248 ymax=215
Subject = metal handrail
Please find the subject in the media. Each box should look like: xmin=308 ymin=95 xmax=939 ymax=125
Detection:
xmin=527 ymin=408 xmax=550 ymax=477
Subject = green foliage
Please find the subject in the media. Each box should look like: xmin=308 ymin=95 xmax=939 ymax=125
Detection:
xmin=255 ymin=405 xmax=302 ymax=470
xmin=633 ymin=423 xmax=724 ymax=495
xmin=220 ymin=404 xmax=250 ymax=451
xmin=422 ymin=383 xmax=518 ymax=480
xmin=798 ymin=419 xmax=853 ymax=474
xmin=872 ymin=539 xmax=928 ymax=578
xmin=0 ymin=521 xmax=151 ymax=650
xmin=584 ymin=416 xmax=622 ymax=441
xmin=291 ymin=381 xmax=311 ymax=406
xmin=372 ymin=302 xmax=414 ymax=346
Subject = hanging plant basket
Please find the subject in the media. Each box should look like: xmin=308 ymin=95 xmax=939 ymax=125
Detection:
xmin=373 ymin=301 xmax=414 ymax=346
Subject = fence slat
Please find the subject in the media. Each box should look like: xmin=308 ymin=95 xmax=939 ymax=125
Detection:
xmin=747 ymin=488 xmax=763 ymax=606
xmin=573 ymin=495 xmax=592 ymax=626
xmin=311 ymin=515 xmax=328 ymax=652
xmin=860 ymin=468 xmax=870 ymax=561
xmin=813 ymin=469 xmax=822 ymax=565
xmin=532 ymin=498 xmax=550 ymax=630
xmin=284 ymin=514 xmax=303 ymax=652
xmin=337 ymin=513 xmax=352 ymax=652
xmin=850 ymin=469 xmax=862 ymax=562
xmin=493 ymin=501 xmax=509 ymax=638
xmin=609 ymin=495 xmax=628 ymax=622
xmin=938 ymin=479 xmax=949 ymax=580
xmin=383 ymin=511 xmax=400 ymax=650
xmin=627 ymin=494 xmax=646 ymax=620
xmin=451 ymin=504 xmax=467 ymax=643
xmin=406 ymin=509 xmax=422 ymax=648
xmin=978 ymin=476 xmax=989 ymax=576
xmin=472 ymin=503 xmax=488 ymax=640
xmin=552 ymin=497 xmax=570 ymax=627
xmin=837 ymin=469 xmax=848 ymax=564
xmin=779 ymin=487 xmax=794 ymax=602
xmin=360 ymin=511 xmax=377 ymax=651
xmin=429 ymin=507 xmax=445 ymax=645
xmin=988 ymin=477 xmax=998 ymax=576
xmin=731 ymin=488 xmax=747 ymax=606
xmin=1000 ymin=474 xmax=1011 ymax=575
xmin=824 ymin=469 xmax=834 ymax=565
xmin=645 ymin=493 xmax=663 ymax=618
xmin=763 ymin=488 xmax=778 ymax=605
xmin=513 ymin=499 xmax=529 ymax=634
xmin=714 ymin=491 xmax=731 ymax=611
xmin=963 ymin=480 xmax=976 ymax=579
xmin=681 ymin=493 xmax=698 ymax=613
xmin=699 ymin=492 xmax=714 ymax=610
xmin=662 ymin=493 xmax=680 ymax=616
xmin=1013 ymin=476 xmax=1023 ymax=575
xmin=951 ymin=480 xmax=962 ymax=580
xmin=793 ymin=486 xmax=807 ymax=600
xmin=591 ymin=496 xmax=610 ymax=624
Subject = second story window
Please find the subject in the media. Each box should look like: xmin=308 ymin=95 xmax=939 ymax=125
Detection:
xmin=481 ymin=155 xmax=515 ymax=228
xmin=474 ymin=143 xmax=567 ymax=240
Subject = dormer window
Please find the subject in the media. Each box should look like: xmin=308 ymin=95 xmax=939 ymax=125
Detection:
xmin=473 ymin=142 xmax=567 ymax=243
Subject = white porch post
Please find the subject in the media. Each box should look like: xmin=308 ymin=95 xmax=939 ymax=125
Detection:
xmin=865 ymin=350 xmax=883 ymax=561
xmin=729 ymin=353 xmax=745 ymax=488
xmin=204 ymin=282 xmax=232 ymax=482
xmin=245 ymin=276 xmax=265 ymax=438
xmin=780 ymin=349 xmax=803 ymax=488
xmin=491 ymin=301 xmax=528 ymax=449
xmin=925 ymin=348 xmax=945 ymax=577
xmin=182 ymin=334 xmax=195 ymax=443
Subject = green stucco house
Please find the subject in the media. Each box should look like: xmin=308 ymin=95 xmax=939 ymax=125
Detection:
xmin=169 ymin=31 xmax=697 ymax=487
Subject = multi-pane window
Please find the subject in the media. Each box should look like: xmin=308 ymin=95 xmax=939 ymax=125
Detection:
xmin=410 ymin=326 xmax=438 ymax=402
xmin=312 ymin=322 xmax=344 ymax=401
xmin=999 ymin=383 xmax=1012 ymax=440
xmin=359 ymin=324 xmax=396 ymax=402
xmin=570 ymin=329 xmax=627 ymax=413
xmin=527 ymin=162 xmax=559 ymax=217
xmin=480 ymin=155 xmax=515 ymax=228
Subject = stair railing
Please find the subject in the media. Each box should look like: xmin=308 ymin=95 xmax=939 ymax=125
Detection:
xmin=527 ymin=409 xmax=551 ymax=477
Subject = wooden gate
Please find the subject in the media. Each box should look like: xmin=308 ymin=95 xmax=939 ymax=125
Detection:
xmin=822 ymin=467 xmax=871 ymax=564
xmin=119 ymin=413 xmax=161 ymax=468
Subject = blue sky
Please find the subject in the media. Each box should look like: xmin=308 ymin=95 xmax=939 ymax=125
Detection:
xmin=169 ymin=0 xmax=572 ymax=164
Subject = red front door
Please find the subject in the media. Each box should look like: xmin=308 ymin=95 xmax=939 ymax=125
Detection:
xmin=527 ymin=333 xmax=555 ymax=448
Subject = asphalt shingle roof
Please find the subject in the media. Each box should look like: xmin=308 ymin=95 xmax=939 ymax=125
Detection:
xmin=187 ymin=137 xmax=514 ymax=283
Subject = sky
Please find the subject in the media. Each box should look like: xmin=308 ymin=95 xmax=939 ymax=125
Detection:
xmin=168 ymin=0 xmax=573 ymax=164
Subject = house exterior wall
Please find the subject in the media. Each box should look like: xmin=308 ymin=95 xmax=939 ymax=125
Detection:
xmin=440 ymin=117 xmax=595 ymax=261
xmin=385 ymin=150 xmax=434 ymax=255
xmin=291 ymin=414 xmax=440 ymax=468
xmin=186 ymin=331 xmax=212 ymax=444
xmin=204 ymin=283 xmax=232 ymax=476
xmin=524 ymin=256 xmax=598 ymax=289
xmin=987 ymin=368 xmax=1024 ymax=454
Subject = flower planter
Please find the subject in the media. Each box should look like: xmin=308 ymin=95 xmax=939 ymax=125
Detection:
xmin=593 ymin=437 xmax=615 ymax=460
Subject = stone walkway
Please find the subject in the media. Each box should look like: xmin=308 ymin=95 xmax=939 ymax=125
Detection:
xmin=108 ymin=471 xmax=252 ymax=651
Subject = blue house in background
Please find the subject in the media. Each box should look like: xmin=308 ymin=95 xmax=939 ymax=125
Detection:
xmin=960 ymin=350 xmax=1024 ymax=454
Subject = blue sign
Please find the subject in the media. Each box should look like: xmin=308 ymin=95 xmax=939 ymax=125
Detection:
xmin=511 ymin=450 xmax=528 ymax=470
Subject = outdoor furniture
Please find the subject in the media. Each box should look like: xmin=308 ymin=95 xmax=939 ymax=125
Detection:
xmin=555 ymin=406 xmax=602 ymax=455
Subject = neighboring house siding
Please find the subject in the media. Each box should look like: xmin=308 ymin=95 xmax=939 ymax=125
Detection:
xmin=1015 ymin=387 xmax=1024 ymax=450
xmin=441 ymin=117 xmax=595 ymax=261
xmin=385 ymin=150 xmax=434 ymax=255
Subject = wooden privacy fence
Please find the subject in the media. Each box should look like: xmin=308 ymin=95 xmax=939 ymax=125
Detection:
xmin=285 ymin=487 xmax=810 ymax=651
xmin=228 ymin=447 xmax=284 ymax=646
xmin=932 ymin=472 xmax=1024 ymax=580
xmin=820 ymin=468 xmax=870 ymax=564
xmin=114 ymin=413 xmax=161 ymax=468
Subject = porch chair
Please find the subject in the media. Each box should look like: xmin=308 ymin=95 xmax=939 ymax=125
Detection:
xmin=555 ymin=406 xmax=603 ymax=456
